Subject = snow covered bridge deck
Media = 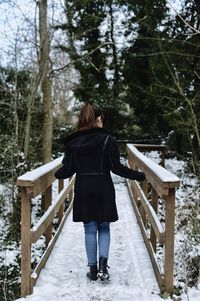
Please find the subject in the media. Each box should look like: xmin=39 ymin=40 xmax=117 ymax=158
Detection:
xmin=17 ymin=178 xmax=162 ymax=301
xmin=16 ymin=144 xmax=180 ymax=300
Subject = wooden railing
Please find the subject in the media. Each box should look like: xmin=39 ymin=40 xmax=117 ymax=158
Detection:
xmin=17 ymin=143 xmax=179 ymax=297
xmin=127 ymin=144 xmax=180 ymax=295
xmin=16 ymin=157 xmax=75 ymax=297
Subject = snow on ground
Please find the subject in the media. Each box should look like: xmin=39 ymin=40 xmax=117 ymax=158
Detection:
xmin=16 ymin=176 xmax=162 ymax=301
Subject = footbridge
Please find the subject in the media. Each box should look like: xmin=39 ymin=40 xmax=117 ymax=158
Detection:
xmin=16 ymin=144 xmax=180 ymax=300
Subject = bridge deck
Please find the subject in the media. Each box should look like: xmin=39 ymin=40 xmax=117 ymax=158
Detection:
xmin=17 ymin=176 xmax=162 ymax=301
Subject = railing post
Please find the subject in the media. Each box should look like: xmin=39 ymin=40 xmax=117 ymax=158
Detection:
xmin=141 ymin=179 xmax=148 ymax=226
xmin=58 ymin=179 xmax=64 ymax=224
xmin=44 ymin=185 xmax=52 ymax=247
xmin=21 ymin=187 xmax=32 ymax=297
xmin=164 ymin=188 xmax=175 ymax=295
xmin=150 ymin=188 xmax=158 ymax=251
xmin=68 ymin=177 xmax=74 ymax=203
xmin=160 ymin=148 xmax=166 ymax=167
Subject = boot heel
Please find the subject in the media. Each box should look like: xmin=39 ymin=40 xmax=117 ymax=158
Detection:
xmin=98 ymin=257 xmax=110 ymax=281
xmin=87 ymin=264 xmax=98 ymax=281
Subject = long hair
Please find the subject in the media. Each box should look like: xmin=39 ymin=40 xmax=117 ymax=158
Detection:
xmin=76 ymin=103 xmax=103 ymax=131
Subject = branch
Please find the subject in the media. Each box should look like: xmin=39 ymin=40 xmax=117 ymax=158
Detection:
xmin=194 ymin=70 xmax=200 ymax=80
xmin=167 ymin=0 xmax=200 ymax=34
xmin=50 ymin=42 xmax=113 ymax=75
xmin=132 ymin=51 xmax=200 ymax=59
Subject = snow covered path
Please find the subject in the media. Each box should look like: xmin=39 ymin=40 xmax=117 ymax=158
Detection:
xmin=17 ymin=177 xmax=163 ymax=301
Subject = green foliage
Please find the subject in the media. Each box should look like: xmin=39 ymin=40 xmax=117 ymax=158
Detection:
xmin=53 ymin=122 xmax=74 ymax=155
xmin=121 ymin=0 xmax=171 ymax=137
xmin=0 ymin=262 xmax=21 ymax=301
xmin=0 ymin=66 xmax=44 ymax=181
xmin=57 ymin=0 xmax=130 ymax=132
xmin=0 ymin=66 xmax=45 ymax=300
xmin=53 ymin=0 xmax=200 ymax=173
xmin=65 ymin=0 xmax=108 ymax=101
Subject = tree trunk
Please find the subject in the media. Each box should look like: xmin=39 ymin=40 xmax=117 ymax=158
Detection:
xmin=39 ymin=0 xmax=53 ymax=163
xmin=108 ymin=0 xmax=119 ymax=97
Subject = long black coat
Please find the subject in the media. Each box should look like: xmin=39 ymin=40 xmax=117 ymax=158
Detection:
xmin=55 ymin=128 xmax=145 ymax=223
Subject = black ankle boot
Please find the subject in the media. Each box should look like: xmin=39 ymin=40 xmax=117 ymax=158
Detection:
xmin=98 ymin=257 xmax=110 ymax=280
xmin=87 ymin=264 xmax=98 ymax=281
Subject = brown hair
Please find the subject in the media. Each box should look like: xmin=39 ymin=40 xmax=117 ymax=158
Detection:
xmin=76 ymin=103 xmax=103 ymax=131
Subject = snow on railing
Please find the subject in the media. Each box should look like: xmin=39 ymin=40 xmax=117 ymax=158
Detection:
xmin=17 ymin=157 xmax=63 ymax=183
xmin=127 ymin=144 xmax=180 ymax=296
xmin=16 ymin=158 xmax=75 ymax=297
xmin=127 ymin=144 xmax=179 ymax=188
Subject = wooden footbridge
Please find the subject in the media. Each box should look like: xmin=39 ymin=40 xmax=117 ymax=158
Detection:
xmin=16 ymin=144 xmax=180 ymax=300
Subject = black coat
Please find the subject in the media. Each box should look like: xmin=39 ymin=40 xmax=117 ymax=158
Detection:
xmin=55 ymin=128 xmax=145 ymax=223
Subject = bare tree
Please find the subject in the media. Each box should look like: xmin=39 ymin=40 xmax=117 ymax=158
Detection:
xmin=38 ymin=0 xmax=53 ymax=163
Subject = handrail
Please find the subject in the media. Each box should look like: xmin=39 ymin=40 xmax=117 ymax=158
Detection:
xmin=17 ymin=157 xmax=63 ymax=197
xmin=17 ymin=157 xmax=63 ymax=184
xmin=16 ymin=157 xmax=75 ymax=297
xmin=128 ymin=144 xmax=179 ymax=194
xmin=127 ymin=144 xmax=180 ymax=295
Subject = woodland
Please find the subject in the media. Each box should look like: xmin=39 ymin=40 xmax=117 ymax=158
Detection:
xmin=0 ymin=0 xmax=200 ymax=300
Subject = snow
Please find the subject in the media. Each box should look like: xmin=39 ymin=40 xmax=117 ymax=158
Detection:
xmin=2 ymin=248 xmax=19 ymax=267
xmin=17 ymin=157 xmax=63 ymax=183
xmin=16 ymin=176 xmax=163 ymax=301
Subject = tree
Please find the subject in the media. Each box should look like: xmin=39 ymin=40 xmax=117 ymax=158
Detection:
xmin=121 ymin=0 xmax=170 ymax=138
xmin=158 ymin=0 xmax=200 ymax=172
xmin=38 ymin=0 xmax=53 ymax=163
xmin=55 ymin=0 xmax=130 ymax=135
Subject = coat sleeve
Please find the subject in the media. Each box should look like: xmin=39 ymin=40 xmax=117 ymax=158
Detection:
xmin=108 ymin=136 xmax=146 ymax=181
xmin=55 ymin=152 xmax=75 ymax=179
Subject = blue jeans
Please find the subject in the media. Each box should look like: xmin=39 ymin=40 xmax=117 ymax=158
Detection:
xmin=83 ymin=221 xmax=110 ymax=266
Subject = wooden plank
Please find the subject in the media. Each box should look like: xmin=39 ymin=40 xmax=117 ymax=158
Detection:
xmin=21 ymin=188 xmax=32 ymax=297
xmin=127 ymin=181 xmax=165 ymax=290
xmin=31 ymin=200 xmax=73 ymax=288
xmin=160 ymin=149 xmax=166 ymax=167
xmin=128 ymin=157 xmax=136 ymax=170
xmin=68 ymin=176 xmax=74 ymax=203
xmin=142 ymin=178 xmax=148 ymax=196
xmin=150 ymin=188 xmax=159 ymax=251
xmin=141 ymin=179 xmax=148 ymax=226
xmin=16 ymin=158 xmax=63 ymax=197
xmin=31 ymin=171 xmax=60 ymax=197
xmin=17 ymin=157 xmax=62 ymax=185
xmin=127 ymin=145 xmax=180 ymax=190
xmin=17 ymin=168 xmax=61 ymax=197
xmin=44 ymin=185 xmax=52 ymax=247
xmin=128 ymin=150 xmax=169 ymax=198
xmin=164 ymin=188 xmax=175 ymax=295
xmin=128 ymin=156 xmax=169 ymax=198
xmin=132 ymin=144 xmax=167 ymax=166
xmin=134 ymin=144 xmax=167 ymax=152
xmin=31 ymin=176 xmax=75 ymax=243
xmin=58 ymin=179 xmax=64 ymax=224
xmin=130 ymin=180 xmax=165 ymax=244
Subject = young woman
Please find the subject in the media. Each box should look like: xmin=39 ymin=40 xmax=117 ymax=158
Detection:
xmin=55 ymin=103 xmax=145 ymax=281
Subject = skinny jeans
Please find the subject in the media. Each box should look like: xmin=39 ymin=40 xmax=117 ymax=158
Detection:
xmin=83 ymin=221 xmax=110 ymax=266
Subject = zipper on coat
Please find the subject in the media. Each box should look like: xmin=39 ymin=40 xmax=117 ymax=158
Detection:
xmin=100 ymin=135 xmax=110 ymax=173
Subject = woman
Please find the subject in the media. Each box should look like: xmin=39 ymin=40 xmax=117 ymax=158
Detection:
xmin=55 ymin=103 xmax=145 ymax=281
